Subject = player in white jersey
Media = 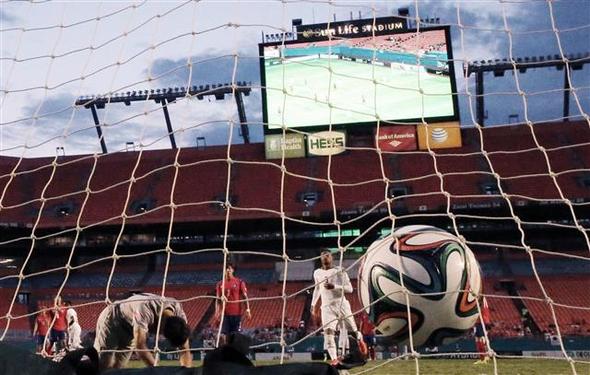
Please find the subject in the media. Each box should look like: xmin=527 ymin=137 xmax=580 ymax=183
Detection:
xmin=94 ymin=293 xmax=192 ymax=369
xmin=64 ymin=301 xmax=82 ymax=350
xmin=311 ymin=250 xmax=367 ymax=370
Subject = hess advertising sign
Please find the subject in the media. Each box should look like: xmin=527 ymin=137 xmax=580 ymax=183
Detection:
xmin=307 ymin=131 xmax=346 ymax=156
xmin=376 ymin=126 xmax=417 ymax=151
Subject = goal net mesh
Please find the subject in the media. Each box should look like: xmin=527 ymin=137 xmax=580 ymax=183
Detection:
xmin=0 ymin=0 xmax=589 ymax=373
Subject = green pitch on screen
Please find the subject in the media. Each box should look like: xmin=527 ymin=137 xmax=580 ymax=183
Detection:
xmin=264 ymin=58 xmax=454 ymax=129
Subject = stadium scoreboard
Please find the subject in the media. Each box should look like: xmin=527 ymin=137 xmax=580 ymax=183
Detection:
xmin=259 ymin=16 xmax=459 ymax=136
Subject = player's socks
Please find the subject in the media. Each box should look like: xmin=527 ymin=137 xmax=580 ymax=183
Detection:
xmin=478 ymin=341 xmax=486 ymax=360
xmin=325 ymin=333 xmax=338 ymax=360
xmin=331 ymin=337 xmax=367 ymax=370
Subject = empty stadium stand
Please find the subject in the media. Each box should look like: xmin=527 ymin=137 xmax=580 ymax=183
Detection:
xmin=1 ymin=121 xmax=588 ymax=227
xmin=0 ymin=120 xmax=588 ymax=342
xmin=518 ymin=275 xmax=590 ymax=336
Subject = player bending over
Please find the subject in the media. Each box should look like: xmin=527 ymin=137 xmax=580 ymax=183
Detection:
xmin=311 ymin=250 xmax=368 ymax=370
xmin=94 ymin=292 xmax=192 ymax=369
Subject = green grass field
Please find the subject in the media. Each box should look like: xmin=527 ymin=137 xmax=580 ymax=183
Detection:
xmin=131 ymin=358 xmax=590 ymax=374
xmin=265 ymin=57 xmax=454 ymax=128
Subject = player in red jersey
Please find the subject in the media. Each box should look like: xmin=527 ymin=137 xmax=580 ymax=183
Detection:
xmin=474 ymin=296 xmax=491 ymax=365
xmin=32 ymin=304 xmax=51 ymax=355
xmin=50 ymin=296 xmax=68 ymax=353
xmin=359 ymin=311 xmax=377 ymax=361
xmin=214 ymin=263 xmax=251 ymax=346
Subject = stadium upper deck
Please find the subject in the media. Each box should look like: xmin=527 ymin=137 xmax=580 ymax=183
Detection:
xmin=0 ymin=120 xmax=588 ymax=230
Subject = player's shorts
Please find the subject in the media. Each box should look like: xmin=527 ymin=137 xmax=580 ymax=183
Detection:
xmin=36 ymin=334 xmax=46 ymax=346
xmin=94 ymin=305 xmax=135 ymax=367
xmin=474 ymin=323 xmax=485 ymax=338
xmin=222 ymin=315 xmax=242 ymax=335
xmin=363 ymin=334 xmax=376 ymax=346
xmin=50 ymin=329 xmax=65 ymax=342
xmin=321 ymin=300 xmax=357 ymax=332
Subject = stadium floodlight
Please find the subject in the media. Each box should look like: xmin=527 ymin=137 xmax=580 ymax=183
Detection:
xmin=466 ymin=52 xmax=590 ymax=125
xmin=196 ymin=136 xmax=207 ymax=149
xmin=76 ymin=82 xmax=253 ymax=152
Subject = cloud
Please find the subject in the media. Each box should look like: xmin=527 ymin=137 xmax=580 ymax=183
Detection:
xmin=6 ymin=93 xmax=176 ymax=156
xmin=2 ymin=94 xmax=81 ymax=156
xmin=6 ymin=56 xmax=265 ymax=156
xmin=2 ymin=1 xmax=588 ymax=157
xmin=150 ymin=53 xmax=261 ymax=87
xmin=0 ymin=9 xmax=17 ymax=24
xmin=145 ymin=52 xmax=263 ymax=145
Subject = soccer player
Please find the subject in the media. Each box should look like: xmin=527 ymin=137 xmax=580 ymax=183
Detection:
xmin=359 ymin=311 xmax=377 ymax=361
xmin=214 ymin=263 xmax=251 ymax=346
xmin=474 ymin=296 xmax=491 ymax=365
xmin=64 ymin=301 xmax=82 ymax=350
xmin=32 ymin=304 xmax=50 ymax=355
xmin=94 ymin=293 xmax=192 ymax=369
xmin=311 ymin=250 xmax=367 ymax=370
xmin=50 ymin=297 xmax=68 ymax=353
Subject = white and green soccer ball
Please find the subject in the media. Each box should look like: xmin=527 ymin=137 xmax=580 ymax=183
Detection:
xmin=358 ymin=225 xmax=482 ymax=348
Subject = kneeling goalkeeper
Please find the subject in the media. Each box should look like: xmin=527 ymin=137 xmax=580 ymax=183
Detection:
xmin=94 ymin=292 xmax=192 ymax=369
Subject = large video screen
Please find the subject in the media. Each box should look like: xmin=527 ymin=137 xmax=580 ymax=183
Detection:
xmin=260 ymin=21 xmax=458 ymax=132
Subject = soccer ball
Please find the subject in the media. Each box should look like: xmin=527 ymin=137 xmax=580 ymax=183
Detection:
xmin=358 ymin=225 xmax=482 ymax=348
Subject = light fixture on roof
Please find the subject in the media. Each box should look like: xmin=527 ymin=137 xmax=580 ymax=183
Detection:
xmin=76 ymin=82 xmax=253 ymax=152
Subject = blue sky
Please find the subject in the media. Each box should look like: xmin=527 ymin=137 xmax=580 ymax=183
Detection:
xmin=0 ymin=0 xmax=588 ymax=157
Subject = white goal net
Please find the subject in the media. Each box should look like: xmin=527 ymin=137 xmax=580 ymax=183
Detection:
xmin=1 ymin=1 xmax=589 ymax=374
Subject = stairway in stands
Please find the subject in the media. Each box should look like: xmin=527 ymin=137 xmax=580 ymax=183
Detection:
xmin=501 ymin=280 xmax=541 ymax=336
xmin=497 ymin=251 xmax=541 ymax=336
xmin=136 ymin=256 xmax=156 ymax=287
xmin=195 ymin=299 xmax=217 ymax=332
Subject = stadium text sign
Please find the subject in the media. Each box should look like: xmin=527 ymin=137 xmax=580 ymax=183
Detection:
xmin=376 ymin=126 xmax=417 ymax=151
xmin=265 ymin=133 xmax=306 ymax=159
xmin=296 ymin=16 xmax=407 ymax=42
xmin=307 ymin=131 xmax=346 ymax=156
